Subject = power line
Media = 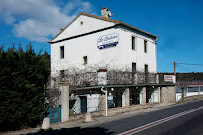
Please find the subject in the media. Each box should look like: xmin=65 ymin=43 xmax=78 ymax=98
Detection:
xmin=176 ymin=64 xmax=197 ymax=73
xmin=178 ymin=63 xmax=203 ymax=66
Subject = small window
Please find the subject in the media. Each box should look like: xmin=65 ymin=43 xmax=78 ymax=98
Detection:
xmin=60 ymin=46 xmax=64 ymax=59
xmin=83 ymin=56 xmax=87 ymax=65
xmin=132 ymin=63 xmax=136 ymax=72
xmin=145 ymin=64 xmax=148 ymax=73
xmin=144 ymin=40 xmax=147 ymax=53
xmin=132 ymin=36 xmax=136 ymax=50
xmin=60 ymin=70 xmax=65 ymax=81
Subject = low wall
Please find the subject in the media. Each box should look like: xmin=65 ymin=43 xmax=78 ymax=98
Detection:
xmin=69 ymin=110 xmax=105 ymax=121
xmin=69 ymin=101 xmax=175 ymax=120
xmin=107 ymin=102 xmax=160 ymax=116
xmin=176 ymin=92 xmax=203 ymax=102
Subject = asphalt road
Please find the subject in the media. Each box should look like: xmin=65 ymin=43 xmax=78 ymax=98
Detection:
xmin=25 ymin=100 xmax=203 ymax=135
xmin=92 ymin=100 xmax=203 ymax=135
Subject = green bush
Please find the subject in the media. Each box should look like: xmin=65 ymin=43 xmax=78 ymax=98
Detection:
xmin=0 ymin=43 xmax=50 ymax=131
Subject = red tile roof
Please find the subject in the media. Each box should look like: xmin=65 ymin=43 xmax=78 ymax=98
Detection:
xmin=80 ymin=12 xmax=121 ymax=23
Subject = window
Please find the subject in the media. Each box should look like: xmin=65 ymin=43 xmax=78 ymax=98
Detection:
xmin=132 ymin=36 xmax=136 ymax=50
xmin=60 ymin=70 xmax=65 ymax=82
xmin=60 ymin=46 xmax=64 ymax=59
xmin=144 ymin=40 xmax=147 ymax=53
xmin=83 ymin=56 xmax=87 ymax=65
xmin=145 ymin=64 xmax=148 ymax=73
xmin=130 ymin=87 xmax=143 ymax=105
xmin=132 ymin=63 xmax=136 ymax=72
xmin=146 ymin=87 xmax=159 ymax=103
xmin=107 ymin=88 xmax=123 ymax=108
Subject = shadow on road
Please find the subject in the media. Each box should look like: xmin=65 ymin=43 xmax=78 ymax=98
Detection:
xmin=25 ymin=127 xmax=114 ymax=135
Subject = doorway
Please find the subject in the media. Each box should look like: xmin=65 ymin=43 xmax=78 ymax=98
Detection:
xmin=80 ymin=96 xmax=87 ymax=113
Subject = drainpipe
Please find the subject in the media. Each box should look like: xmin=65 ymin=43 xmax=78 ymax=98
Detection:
xmin=101 ymin=87 xmax=108 ymax=117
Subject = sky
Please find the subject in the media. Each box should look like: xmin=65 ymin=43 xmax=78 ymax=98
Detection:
xmin=0 ymin=0 xmax=203 ymax=73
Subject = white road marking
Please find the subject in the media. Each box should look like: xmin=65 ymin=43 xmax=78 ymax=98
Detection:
xmin=118 ymin=106 xmax=203 ymax=135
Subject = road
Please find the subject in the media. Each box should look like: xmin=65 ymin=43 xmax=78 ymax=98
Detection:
xmin=23 ymin=100 xmax=203 ymax=135
xmin=92 ymin=100 xmax=203 ymax=135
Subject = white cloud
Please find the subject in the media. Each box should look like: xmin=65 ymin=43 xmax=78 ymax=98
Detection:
xmin=0 ymin=0 xmax=94 ymax=42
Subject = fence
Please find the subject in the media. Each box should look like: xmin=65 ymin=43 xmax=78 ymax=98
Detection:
xmin=49 ymin=71 xmax=158 ymax=90
xmin=176 ymin=85 xmax=203 ymax=102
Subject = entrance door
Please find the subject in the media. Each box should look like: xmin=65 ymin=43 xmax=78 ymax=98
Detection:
xmin=80 ymin=96 xmax=87 ymax=113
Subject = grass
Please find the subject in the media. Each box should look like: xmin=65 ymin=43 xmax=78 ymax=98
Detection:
xmin=177 ymin=95 xmax=203 ymax=103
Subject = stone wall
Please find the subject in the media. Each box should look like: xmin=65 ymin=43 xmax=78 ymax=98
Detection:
xmin=98 ymin=94 xmax=106 ymax=111
xmin=69 ymin=110 xmax=105 ymax=121
xmin=160 ymin=86 xmax=175 ymax=105
xmin=69 ymin=102 xmax=160 ymax=120
xmin=125 ymin=88 xmax=130 ymax=107
xmin=107 ymin=102 xmax=160 ymax=116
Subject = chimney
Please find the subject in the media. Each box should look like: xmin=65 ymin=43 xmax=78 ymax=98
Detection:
xmin=101 ymin=7 xmax=111 ymax=18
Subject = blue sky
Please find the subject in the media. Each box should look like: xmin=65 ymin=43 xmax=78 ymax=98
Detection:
xmin=0 ymin=0 xmax=203 ymax=73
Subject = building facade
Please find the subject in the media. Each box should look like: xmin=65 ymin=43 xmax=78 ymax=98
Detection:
xmin=49 ymin=8 xmax=176 ymax=116
xmin=49 ymin=8 xmax=158 ymax=78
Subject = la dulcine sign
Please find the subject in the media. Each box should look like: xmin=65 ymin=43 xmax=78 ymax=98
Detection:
xmin=97 ymin=33 xmax=118 ymax=49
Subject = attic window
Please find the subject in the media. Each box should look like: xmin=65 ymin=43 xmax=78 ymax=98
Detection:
xmin=80 ymin=21 xmax=83 ymax=25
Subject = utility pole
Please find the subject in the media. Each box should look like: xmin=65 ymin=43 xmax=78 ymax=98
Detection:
xmin=174 ymin=62 xmax=176 ymax=75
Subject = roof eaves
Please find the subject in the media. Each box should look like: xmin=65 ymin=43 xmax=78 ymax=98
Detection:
xmin=115 ymin=22 xmax=159 ymax=39
xmin=48 ymin=13 xmax=83 ymax=43
xmin=49 ymin=12 xmax=158 ymax=43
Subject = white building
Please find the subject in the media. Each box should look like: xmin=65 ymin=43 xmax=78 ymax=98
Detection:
xmin=49 ymin=7 xmax=158 ymax=77
xmin=49 ymin=8 xmax=166 ymax=115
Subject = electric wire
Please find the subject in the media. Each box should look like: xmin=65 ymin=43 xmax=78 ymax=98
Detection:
xmin=176 ymin=64 xmax=197 ymax=73
xmin=178 ymin=63 xmax=203 ymax=66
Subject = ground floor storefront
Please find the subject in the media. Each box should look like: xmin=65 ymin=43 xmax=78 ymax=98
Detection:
xmin=70 ymin=84 xmax=175 ymax=116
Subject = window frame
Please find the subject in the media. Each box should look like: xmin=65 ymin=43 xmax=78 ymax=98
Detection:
xmin=132 ymin=36 xmax=136 ymax=50
xmin=83 ymin=56 xmax=88 ymax=65
xmin=60 ymin=70 xmax=65 ymax=81
xmin=144 ymin=40 xmax=147 ymax=53
xmin=132 ymin=62 xmax=136 ymax=72
xmin=60 ymin=46 xmax=64 ymax=59
xmin=144 ymin=64 xmax=148 ymax=73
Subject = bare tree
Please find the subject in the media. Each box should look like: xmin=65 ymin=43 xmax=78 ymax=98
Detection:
xmin=176 ymin=73 xmax=194 ymax=102
xmin=48 ymin=64 xmax=157 ymax=91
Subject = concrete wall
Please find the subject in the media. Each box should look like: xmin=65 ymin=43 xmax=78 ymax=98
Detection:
xmin=75 ymin=93 xmax=100 ymax=114
xmin=75 ymin=96 xmax=81 ymax=114
xmin=87 ymin=94 xmax=99 ymax=112
xmin=176 ymin=92 xmax=203 ymax=102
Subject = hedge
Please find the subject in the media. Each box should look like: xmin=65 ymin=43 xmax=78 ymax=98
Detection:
xmin=0 ymin=43 xmax=50 ymax=131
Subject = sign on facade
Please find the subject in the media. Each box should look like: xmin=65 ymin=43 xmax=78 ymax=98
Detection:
xmin=164 ymin=75 xmax=173 ymax=82
xmin=97 ymin=33 xmax=118 ymax=49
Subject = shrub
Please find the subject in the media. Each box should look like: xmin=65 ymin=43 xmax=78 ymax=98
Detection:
xmin=0 ymin=43 xmax=50 ymax=131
